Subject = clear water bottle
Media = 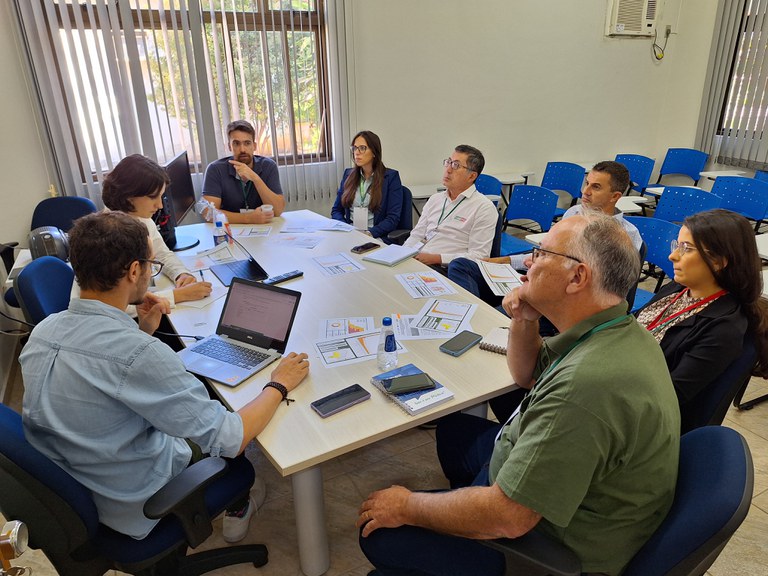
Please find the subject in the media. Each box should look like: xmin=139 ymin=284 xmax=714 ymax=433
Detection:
xmin=377 ymin=316 xmax=398 ymax=371
xmin=213 ymin=217 xmax=226 ymax=245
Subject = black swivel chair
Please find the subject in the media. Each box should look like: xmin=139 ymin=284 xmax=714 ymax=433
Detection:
xmin=386 ymin=186 xmax=414 ymax=245
xmin=0 ymin=403 xmax=268 ymax=575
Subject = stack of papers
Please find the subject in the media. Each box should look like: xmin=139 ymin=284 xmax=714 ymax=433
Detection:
xmin=362 ymin=244 xmax=419 ymax=266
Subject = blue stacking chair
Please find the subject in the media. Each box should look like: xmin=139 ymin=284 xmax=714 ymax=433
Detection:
xmin=655 ymin=148 xmax=709 ymax=186
xmin=13 ymin=256 xmax=74 ymax=324
xmin=615 ymin=153 xmax=655 ymax=195
xmin=483 ymin=426 xmax=753 ymax=576
xmin=755 ymin=169 xmax=768 ymax=183
xmin=654 ymin=187 xmax=721 ymax=224
xmin=0 ymin=403 xmax=269 ymax=576
xmin=624 ymin=216 xmax=680 ymax=312
xmin=541 ymin=162 xmax=585 ymax=220
xmin=500 ymin=185 xmax=558 ymax=255
xmin=711 ymin=176 xmax=768 ymax=231
xmin=474 ymin=174 xmax=504 ymax=208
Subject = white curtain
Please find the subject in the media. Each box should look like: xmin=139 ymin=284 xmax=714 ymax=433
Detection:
xmin=13 ymin=0 xmax=348 ymax=211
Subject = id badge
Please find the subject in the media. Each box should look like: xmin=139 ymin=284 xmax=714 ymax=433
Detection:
xmin=240 ymin=208 xmax=255 ymax=213
xmin=425 ymin=229 xmax=438 ymax=243
xmin=353 ymin=206 xmax=369 ymax=230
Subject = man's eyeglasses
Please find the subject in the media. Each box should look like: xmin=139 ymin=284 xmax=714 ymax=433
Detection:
xmin=350 ymin=145 xmax=369 ymax=154
xmin=139 ymin=259 xmax=164 ymax=277
xmin=443 ymin=158 xmax=475 ymax=172
xmin=531 ymin=246 xmax=583 ymax=264
xmin=670 ymin=240 xmax=698 ymax=256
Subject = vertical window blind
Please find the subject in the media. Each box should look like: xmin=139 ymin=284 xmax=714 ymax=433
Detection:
xmin=14 ymin=0 xmax=344 ymax=209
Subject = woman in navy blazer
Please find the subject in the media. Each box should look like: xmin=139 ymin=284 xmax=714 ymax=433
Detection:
xmin=637 ymin=209 xmax=768 ymax=432
xmin=331 ymin=130 xmax=403 ymax=239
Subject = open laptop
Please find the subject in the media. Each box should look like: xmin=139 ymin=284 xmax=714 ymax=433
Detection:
xmin=177 ymin=277 xmax=301 ymax=386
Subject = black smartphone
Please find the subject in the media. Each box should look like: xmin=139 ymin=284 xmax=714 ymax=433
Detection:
xmin=381 ymin=373 xmax=436 ymax=395
xmin=351 ymin=242 xmax=380 ymax=254
xmin=311 ymin=384 xmax=371 ymax=418
xmin=439 ymin=330 xmax=483 ymax=357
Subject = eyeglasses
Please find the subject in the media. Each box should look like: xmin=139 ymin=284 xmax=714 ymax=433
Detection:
xmin=443 ymin=158 xmax=475 ymax=172
xmin=139 ymin=259 xmax=164 ymax=277
xmin=350 ymin=145 xmax=369 ymax=154
xmin=670 ymin=240 xmax=698 ymax=256
xmin=531 ymin=246 xmax=583 ymax=264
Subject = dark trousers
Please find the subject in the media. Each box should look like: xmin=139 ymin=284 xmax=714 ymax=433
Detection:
xmin=359 ymin=414 xmax=505 ymax=576
xmin=447 ymin=258 xmax=503 ymax=308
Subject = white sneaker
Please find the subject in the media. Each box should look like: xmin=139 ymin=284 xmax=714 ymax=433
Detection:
xmin=222 ymin=477 xmax=267 ymax=543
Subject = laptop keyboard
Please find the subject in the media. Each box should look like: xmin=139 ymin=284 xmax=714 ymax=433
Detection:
xmin=193 ymin=339 xmax=270 ymax=369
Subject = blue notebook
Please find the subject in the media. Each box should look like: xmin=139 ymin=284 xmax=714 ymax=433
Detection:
xmin=371 ymin=363 xmax=454 ymax=416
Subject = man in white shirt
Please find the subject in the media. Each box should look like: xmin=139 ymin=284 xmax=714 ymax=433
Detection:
xmin=404 ymin=145 xmax=498 ymax=268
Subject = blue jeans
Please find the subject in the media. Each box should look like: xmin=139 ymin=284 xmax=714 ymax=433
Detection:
xmin=359 ymin=414 xmax=505 ymax=576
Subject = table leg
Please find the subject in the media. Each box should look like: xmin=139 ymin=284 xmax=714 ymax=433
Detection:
xmin=292 ymin=466 xmax=330 ymax=576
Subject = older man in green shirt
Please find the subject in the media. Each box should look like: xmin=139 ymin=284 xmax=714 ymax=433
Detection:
xmin=357 ymin=214 xmax=680 ymax=576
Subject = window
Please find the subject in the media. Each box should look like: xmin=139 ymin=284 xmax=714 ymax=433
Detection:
xmin=16 ymin=0 xmax=332 ymax=194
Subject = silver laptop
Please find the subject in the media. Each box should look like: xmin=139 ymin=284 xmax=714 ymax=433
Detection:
xmin=178 ymin=277 xmax=301 ymax=387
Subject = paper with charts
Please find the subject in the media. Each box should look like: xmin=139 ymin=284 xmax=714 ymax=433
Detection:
xmin=392 ymin=313 xmax=445 ymax=340
xmin=478 ymin=260 xmax=524 ymax=296
xmin=320 ymin=317 xmax=375 ymax=338
xmin=412 ymin=299 xmax=477 ymax=335
xmin=313 ymin=252 xmax=366 ymax=276
xmin=234 ymin=225 xmax=272 ymax=237
xmin=281 ymin=219 xmax=354 ymax=233
xmin=315 ymin=330 xmax=406 ymax=368
xmin=395 ymin=271 xmax=457 ymax=298
xmin=269 ymin=234 xmax=323 ymax=249
xmin=178 ymin=243 xmax=239 ymax=272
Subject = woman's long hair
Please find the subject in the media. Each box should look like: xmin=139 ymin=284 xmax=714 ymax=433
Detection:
xmin=341 ymin=131 xmax=385 ymax=213
xmin=686 ymin=209 xmax=768 ymax=377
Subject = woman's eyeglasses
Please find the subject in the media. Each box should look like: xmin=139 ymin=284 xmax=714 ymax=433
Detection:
xmin=670 ymin=240 xmax=698 ymax=256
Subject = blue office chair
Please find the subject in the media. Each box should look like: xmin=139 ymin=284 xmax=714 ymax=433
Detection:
xmin=711 ymin=176 xmax=768 ymax=231
xmin=655 ymin=148 xmax=709 ymax=186
xmin=501 ymin=185 xmax=558 ymax=255
xmin=615 ymin=154 xmax=655 ymax=195
xmin=13 ymin=256 xmax=74 ymax=324
xmin=541 ymin=162 xmax=585 ymax=219
xmin=386 ymin=186 xmax=414 ymax=245
xmin=483 ymin=426 xmax=753 ymax=576
xmin=474 ymin=174 xmax=504 ymax=208
xmin=653 ymin=187 xmax=722 ymax=224
xmin=30 ymin=196 xmax=98 ymax=232
xmin=624 ymin=217 xmax=680 ymax=312
xmin=0 ymin=403 xmax=268 ymax=576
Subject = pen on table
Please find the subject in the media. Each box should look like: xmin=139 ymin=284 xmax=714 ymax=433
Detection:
xmin=199 ymin=270 xmax=205 ymax=282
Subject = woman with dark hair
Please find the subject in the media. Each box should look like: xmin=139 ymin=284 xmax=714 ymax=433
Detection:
xmin=636 ymin=209 xmax=768 ymax=432
xmin=97 ymin=154 xmax=212 ymax=307
xmin=331 ymin=130 xmax=404 ymax=239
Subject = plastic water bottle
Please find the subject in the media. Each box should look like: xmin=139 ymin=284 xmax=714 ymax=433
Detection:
xmin=377 ymin=317 xmax=398 ymax=371
xmin=213 ymin=216 xmax=226 ymax=245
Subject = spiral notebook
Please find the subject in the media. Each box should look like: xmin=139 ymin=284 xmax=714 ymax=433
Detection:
xmin=479 ymin=327 xmax=508 ymax=355
xmin=371 ymin=363 xmax=454 ymax=415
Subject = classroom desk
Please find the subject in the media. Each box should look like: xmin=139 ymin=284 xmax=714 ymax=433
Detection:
xmin=700 ymin=169 xmax=746 ymax=180
xmin=410 ymin=172 xmax=532 ymax=213
xmin=166 ymin=211 xmax=514 ymax=575
xmin=756 ymin=234 xmax=768 ymax=260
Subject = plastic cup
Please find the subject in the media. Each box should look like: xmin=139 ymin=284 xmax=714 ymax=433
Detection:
xmin=261 ymin=204 xmax=274 ymax=218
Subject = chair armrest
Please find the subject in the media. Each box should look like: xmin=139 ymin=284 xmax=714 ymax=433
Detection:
xmin=144 ymin=456 xmax=229 ymax=547
xmin=387 ymin=229 xmax=411 ymax=245
xmin=481 ymin=530 xmax=581 ymax=576
xmin=1 ymin=241 xmax=19 ymax=275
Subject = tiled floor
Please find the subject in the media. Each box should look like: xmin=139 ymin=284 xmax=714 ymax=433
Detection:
xmin=3 ymin=351 xmax=768 ymax=575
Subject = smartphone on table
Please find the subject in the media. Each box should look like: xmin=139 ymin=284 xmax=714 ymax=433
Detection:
xmin=381 ymin=372 xmax=436 ymax=395
xmin=311 ymin=384 xmax=371 ymax=418
xmin=439 ymin=330 xmax=482 ymax=357
xmin=351 ymin=242 xmax=380 ymax=254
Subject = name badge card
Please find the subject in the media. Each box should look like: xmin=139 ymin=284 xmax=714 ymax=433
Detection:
xmin=353 ymin=206 xmax=369 ymax=230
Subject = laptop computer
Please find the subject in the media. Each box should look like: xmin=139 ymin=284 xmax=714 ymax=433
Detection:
xmin=177 ymin=277 xmax=301 ymax=387
xmin=209 ymin=257 xmax=268 ymax=286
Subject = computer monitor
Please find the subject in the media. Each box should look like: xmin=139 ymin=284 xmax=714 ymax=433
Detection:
xmin=162 ymin=151 xmax=199 ymax=251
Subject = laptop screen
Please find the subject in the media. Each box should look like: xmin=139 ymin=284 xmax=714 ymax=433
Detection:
xmin=219 ymin=278 xmax=300 ymax=344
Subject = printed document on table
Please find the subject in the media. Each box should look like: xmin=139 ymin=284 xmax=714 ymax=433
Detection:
xmin=270 ymin=234 xmax=323 ymax=249
xmin=234 ymin=225 xmax=272 ymax=237
xmin=314 ymin=330 xmax=406 ymax=368
xmin=178 ymin=243 xmax=239 ymax=271
xmin=478 ymin=260 xmax=523 ymax=296
xmin=320 ymin=317 xmax=375 ymax=339
xmin=313 ymin=252 xmax=366 ymax=276
xmin=175 ymin=286 xmax=229 ymax=309
xmin=395 ymin=271 xmax=457 ymax=298
xmin=412 ymin=299 xmax=477 ymax=335
xmin=392 ymin=313 xmax=445 ymax=340
xmin=281 ymin=219 xmax=354 ymax=233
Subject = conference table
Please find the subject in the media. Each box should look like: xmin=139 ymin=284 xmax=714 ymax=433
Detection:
xmin=165 ymin=211 xmax=514 ymax=575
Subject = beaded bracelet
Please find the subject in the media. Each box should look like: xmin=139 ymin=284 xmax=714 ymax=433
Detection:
xmin=264 ymin=381 xmax=294 ymax=406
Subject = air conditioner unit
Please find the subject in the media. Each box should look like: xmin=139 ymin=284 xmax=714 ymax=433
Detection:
xmin=605 ymin=0 xmax=662 ymax=37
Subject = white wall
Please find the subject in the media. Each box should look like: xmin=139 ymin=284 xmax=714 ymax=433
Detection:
xmin=344 ymin=0 xmax=719 ymax=186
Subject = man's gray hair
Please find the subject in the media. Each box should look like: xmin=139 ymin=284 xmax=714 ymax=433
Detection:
xmin=454 ymin=144 xmax=485 ymax=175
xmin=565 ymin=214 xmax=640 ymax=302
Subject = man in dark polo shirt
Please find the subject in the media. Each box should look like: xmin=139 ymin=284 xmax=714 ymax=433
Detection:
xmin=202 ymin=120 xmax=285 ymax=224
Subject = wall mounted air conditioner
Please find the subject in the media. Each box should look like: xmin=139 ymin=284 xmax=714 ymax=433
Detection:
xmin=605 ymin=0 xmax=662 ymax=37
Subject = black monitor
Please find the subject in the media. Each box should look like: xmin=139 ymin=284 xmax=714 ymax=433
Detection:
xmin=161 ymin=151 xmax=199 ymax=251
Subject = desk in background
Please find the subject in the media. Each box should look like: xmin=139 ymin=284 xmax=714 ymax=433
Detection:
xmin=167 ymin=211 xmax=514 ymax=575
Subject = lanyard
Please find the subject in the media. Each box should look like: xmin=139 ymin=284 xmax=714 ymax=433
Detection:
xmin=645 ymin=288 xmax=727 ymax=333
xmin=239 ymin=179 xmax=252 ymax=209
xmin=437 ymin=196 xmax=466 ymax=227
xmin=359 ymin=176 xmax=370 ymax=205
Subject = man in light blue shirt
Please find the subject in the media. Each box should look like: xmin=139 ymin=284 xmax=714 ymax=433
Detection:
xmin=20 ymin=212 xmax=309 ymax=540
